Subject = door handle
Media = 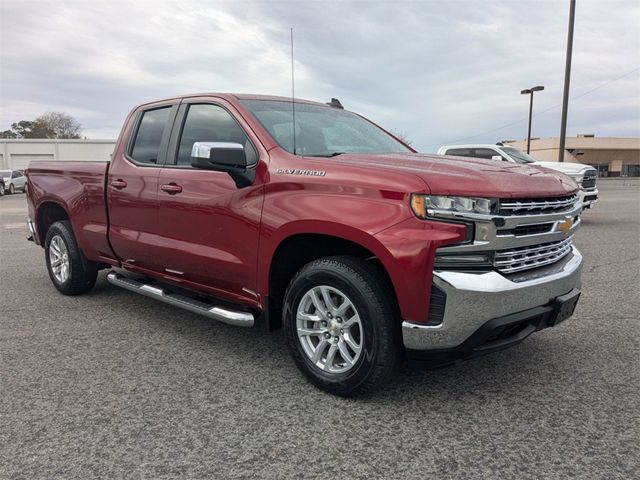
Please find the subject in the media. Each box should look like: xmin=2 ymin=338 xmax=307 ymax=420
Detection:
xmin=161 ymin=183 xmax=183 ymax=194
xmin=110 ymin=179 xmax=127 ymax=189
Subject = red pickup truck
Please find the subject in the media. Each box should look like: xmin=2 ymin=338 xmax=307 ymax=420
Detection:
xmin=26 ymin=93 xmax=583 ymax=396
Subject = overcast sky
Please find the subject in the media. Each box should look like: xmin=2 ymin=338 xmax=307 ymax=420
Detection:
xmin=1 ymin=0 xmax=639 ymax=152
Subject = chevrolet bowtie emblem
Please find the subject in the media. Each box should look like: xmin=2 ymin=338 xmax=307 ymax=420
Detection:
xmin=557 ymin=217 xmax=574 ymax=233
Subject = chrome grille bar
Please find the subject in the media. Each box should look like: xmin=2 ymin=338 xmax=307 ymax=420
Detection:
xmin=499 ymin=194 xmax=578 ymax=215
xmin=494 ymin=236 xmax=574 ymax=274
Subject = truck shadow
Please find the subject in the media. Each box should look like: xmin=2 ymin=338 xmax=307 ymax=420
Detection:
xmin=95 ymin=274 xmax=575 ymax=405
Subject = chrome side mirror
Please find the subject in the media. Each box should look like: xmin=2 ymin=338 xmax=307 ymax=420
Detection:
xmin=190 ymin=142 xmax=247 ymax=169
xmin=190 ymin=142 xmax=255 ymax=188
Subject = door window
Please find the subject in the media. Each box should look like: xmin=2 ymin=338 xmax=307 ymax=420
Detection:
xmin=474 ymin=148 xmax=502 ymax=160
xmin=445 ymin=148 xmax=473 ymax=157
xmin=176 ymin=104 xmax=257 ymax=167
xmin=130 ymin=107 xmax=172 ymax=165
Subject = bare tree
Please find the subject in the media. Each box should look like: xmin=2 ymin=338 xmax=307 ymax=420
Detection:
xmin=390 ymin=130 xmax=413 ymax=147
xmin=32 ymin=112 xmax=82 ymax=139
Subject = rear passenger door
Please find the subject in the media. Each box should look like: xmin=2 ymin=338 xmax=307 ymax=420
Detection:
xmin=107 ymin=101 xmax=178 ymax=273
xmin=155 ymin=98 xmax=266 ymax=304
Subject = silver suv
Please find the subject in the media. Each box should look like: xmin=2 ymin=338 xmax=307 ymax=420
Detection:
xmin=0 ymin=170 xmax=27 ymax=195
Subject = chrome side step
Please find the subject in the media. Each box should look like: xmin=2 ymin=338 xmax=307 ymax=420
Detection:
xmin=106 ymin=272 xmax=255 ymax=327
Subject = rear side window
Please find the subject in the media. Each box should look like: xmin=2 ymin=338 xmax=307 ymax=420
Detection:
xmin=474 ymin=148 xmax=501 ymax=160
xmin=130 ymin=107 xmax=172 ymax=164
xmin=445 ymin=148 xmax=472 ymax=157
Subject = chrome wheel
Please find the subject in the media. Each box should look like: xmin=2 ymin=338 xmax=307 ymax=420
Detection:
xmin=49 ymin=235 xmax=70 ymax=283
xmin=296 ymin=285 xmax=364 ymax=374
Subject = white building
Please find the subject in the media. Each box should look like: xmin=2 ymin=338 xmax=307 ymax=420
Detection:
xmin=0 ymin=139 xmax=116 ymax=170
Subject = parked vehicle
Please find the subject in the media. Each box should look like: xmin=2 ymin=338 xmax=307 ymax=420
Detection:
xmin=436 ymin=144 xmax=599 ymax=209
xmin=0 ymin=170 xmax=28 ymax=194
xmin=25 ymin=94 xmax=583 ymax=396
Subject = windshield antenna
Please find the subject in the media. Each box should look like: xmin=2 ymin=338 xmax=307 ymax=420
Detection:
xmin=290 ymin=27 xmax=297 ymax=155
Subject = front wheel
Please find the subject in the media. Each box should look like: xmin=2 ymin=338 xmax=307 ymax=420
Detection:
xmin=0 ymin=183 xmax=4 ymax=196
xmin=45 ymin=220 xmax=98 ymax=295
xmin=283 ymin=256 xmax=402 ymax=396
xmin=8 ymin=183 xmax=15 ymax=194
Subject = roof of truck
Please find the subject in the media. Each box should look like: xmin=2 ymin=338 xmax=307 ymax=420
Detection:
xmin=137 ymin=93 xmax=330 ymax=108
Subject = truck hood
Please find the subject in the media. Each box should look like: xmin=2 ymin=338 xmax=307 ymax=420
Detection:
xmin=330 ymin=153 xmax=578 ymax=198
xmin=534 ymin=161 xmax=595 ymax=175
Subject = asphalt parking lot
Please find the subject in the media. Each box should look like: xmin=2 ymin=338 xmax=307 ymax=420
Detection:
xmin=1 ymin=180 xmax=638 ymax=480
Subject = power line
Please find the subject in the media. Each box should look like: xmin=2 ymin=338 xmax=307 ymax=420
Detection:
xmin=444 ymin=66 xmax=640 ymax=144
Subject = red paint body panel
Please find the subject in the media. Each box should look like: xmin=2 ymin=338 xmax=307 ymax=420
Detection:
xmin=26 ymin=161 xmax=115 ymax=264
xmin=25 ymin=93 xmax=579 ymax=325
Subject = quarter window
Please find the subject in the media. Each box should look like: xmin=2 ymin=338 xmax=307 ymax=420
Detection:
xmin=130 ymin=107 xmax=172 ymax=165
xmin=445 ymin=148 xmax=472 ymax=157
xmin=176 ymin=104 xmax=256 ymax=167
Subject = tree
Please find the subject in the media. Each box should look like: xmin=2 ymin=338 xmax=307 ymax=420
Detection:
xmin=390 ymin=130 xmax=413 ymax=147
xmin=1 ymin=112 xmax=82 ymax=139
xmin=32 ymin=112 xmax=82 ymax=139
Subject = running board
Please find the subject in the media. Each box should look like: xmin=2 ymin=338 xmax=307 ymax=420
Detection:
xmin=106 ymin=272 xmax=255 ymax=327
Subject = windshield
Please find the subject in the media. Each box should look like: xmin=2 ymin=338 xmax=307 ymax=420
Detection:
xmin=502 ymin=147 xmax=537 ymax=164
xmin=240 ymin=99 xmax=412 ymax=157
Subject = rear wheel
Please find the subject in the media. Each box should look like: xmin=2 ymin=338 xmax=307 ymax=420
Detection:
xmin=283 ymin=256 xmax=402 ymax=396
xmin=45 ymin=220 xmax=98 ymax=295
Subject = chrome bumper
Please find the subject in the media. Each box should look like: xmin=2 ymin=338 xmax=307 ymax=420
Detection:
xmin=402 ymin=246 xmax=583 ymax=350
xmin=27 ymin=218 xmax=37 ymax=244
xmin=579 ymin=187 xmax=598 ymax=207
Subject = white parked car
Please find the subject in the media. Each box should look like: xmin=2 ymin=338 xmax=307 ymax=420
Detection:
xmin=436 ymin=144 xmax=598 ymax=209
xmin=0 ymin=170 xmax=27 ymax=195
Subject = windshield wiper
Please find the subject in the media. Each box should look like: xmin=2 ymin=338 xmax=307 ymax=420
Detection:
xmin=306 ymin=152 xmax=346 ymax=158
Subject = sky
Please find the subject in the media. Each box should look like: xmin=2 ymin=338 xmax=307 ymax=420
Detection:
xmin=1 ymin=0 xmax=639 ymax=152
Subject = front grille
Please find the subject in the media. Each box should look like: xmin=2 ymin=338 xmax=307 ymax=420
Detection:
xmin=582 ymin=172 xmax=597 ymax=189
xmin=494 ymin=236 xmax=574 ymax=274
xmin=497 ymin=223 xmax=554 ymax=237
xmin=498 ymin=194 xmax=578 ymax=216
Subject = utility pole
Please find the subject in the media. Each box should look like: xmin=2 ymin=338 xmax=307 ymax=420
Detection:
xmin=559 ymin=0 xmax=576 ymax=162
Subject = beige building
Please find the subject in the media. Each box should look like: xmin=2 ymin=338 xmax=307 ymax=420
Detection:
xmin=0 ymin=139 xmax=116 ymax=170
xmin=505 ymin=136 xmax=640 ymax=177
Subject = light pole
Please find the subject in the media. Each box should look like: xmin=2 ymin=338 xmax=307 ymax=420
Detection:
xmin=521 ymin=85 xmax=544 ymax=154
xmin=559 ymin=0 xmax=576 ymax=162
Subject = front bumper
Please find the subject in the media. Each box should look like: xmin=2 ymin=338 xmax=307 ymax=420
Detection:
xmin=402 ymin=246 xmax=582 ymax=351
xmin=579 ymin=188 xmax=598 ymax=209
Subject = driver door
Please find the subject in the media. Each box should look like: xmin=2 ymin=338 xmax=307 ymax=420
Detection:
xmin=155 ymin=99 xmax=265 ymax=304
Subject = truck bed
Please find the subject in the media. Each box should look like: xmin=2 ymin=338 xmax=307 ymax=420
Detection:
xmin=27 ymin=161 xmax=116 ymax=264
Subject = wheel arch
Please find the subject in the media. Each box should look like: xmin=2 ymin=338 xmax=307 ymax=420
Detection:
xmin=36 ymin=201 xmax=70 ymax=246
xmin=263 ymin=226 xmax=402 ymax=330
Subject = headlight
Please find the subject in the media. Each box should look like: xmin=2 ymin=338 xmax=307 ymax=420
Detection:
xmin=410 ymin=194 xmax=493 ymax=219
xmin=567 ymin=173 xmax=583 ymax=185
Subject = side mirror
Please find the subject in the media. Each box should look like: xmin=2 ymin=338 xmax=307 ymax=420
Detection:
xmin=190 ymin=142 xmax=256 ymax=188
xmin=491 ymin=155 xmax=503 ymax=161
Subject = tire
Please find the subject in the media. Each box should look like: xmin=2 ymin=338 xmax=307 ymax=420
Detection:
xmin=0 ymin=183 xmax=4 ymax=196
xmin=8 ymin=183 xmax=15 ymax=194
xmin=283 ymin=256 xmax=402 ymax=396
xmin=45 ymin=220 xmax=98 ymax=295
